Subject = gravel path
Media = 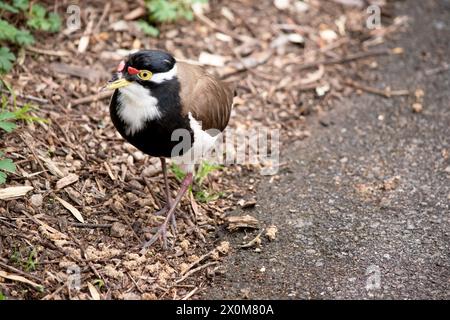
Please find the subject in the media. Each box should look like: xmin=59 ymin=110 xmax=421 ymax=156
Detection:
xmin=203 ymin=0 xmax=450 ymax=299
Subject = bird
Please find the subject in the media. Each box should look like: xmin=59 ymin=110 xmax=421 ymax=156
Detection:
xmin=105 ymin=50 xmax=234 ymax=250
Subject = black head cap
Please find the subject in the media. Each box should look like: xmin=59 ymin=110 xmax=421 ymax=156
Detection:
xmin=127 ymin=50 xmax=175 ymax=74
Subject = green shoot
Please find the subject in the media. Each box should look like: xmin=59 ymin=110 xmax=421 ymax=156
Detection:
xmin=169 ymin=161 xmax=223 ymax=203
xmin=142 ymin=0 xmax=208 ymax=36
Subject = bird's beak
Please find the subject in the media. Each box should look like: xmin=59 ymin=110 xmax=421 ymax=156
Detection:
xmin=106 ymin=78 xmax=131 ymax=90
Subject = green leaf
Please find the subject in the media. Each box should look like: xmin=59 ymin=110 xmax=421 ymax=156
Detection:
xmin=137 ymin=20 xmax=160 ymax=37
xmin=0 ymin=171 xmax=6 ymax=184
xmin=14 ymin=29 xmax=34 ymax=46
xmin=27 ymin=4 xmax=61 ymax=32
xmin=170 ymin=163 xmax=186 ymax=182
xmin=195 ymin=190 xmax=222 ymax=203
xmin=0 ymin=47 xmax=16 ymax=74
xmin=148 ymin=0 xmax=178 ymax=22
xmin=0 ymin=120 xmax=17 ymax=132
xmin=13 ymin=0 xmax=29 ymax=11
xmin=0 ymin=158 xmax=16 ymax=173
xmin=0 ymin=111 xmax=17 ymax=121
xmin=195 ymin=161 xmax=222 ymax=185
xmin=0 ymin=20 xmax=18 ymax=42
xmin=0 ymin=2 xmax=19 ymax=13
xmin=31 ymin=4 xmax=46 ymax=18
xmin=47 ymin=13 xmax=61 ymax=32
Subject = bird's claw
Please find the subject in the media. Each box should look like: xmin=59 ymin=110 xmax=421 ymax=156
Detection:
xmin=140 ymin=206 xmax=178 ymax=252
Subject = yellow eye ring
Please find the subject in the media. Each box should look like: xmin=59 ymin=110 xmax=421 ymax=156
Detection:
xmin=137 ymin=70 xmax=152 ymax=80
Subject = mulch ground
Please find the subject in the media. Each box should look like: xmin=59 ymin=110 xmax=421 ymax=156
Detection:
xmin=0 ymin=0 xmax=405 ymax=299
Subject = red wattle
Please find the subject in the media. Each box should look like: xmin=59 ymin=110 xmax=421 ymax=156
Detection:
xmin=128 ymin=66 xmax=139 ymax=75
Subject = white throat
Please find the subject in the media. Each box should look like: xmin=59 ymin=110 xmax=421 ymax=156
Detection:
xmin=117 ymin=83 xmax=161 ymax=135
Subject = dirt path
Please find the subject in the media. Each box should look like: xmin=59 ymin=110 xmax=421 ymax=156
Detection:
xmin=202 ymin=0 xmax=450 ymax=299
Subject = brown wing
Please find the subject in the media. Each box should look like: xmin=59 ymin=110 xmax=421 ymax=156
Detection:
xmin=177 ymin=62 xmax=233 ymax=132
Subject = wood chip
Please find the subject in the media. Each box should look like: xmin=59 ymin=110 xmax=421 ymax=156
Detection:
xmin=0 ymin=186 xmax=34 ymax=200
xmin=55 ymin=196 xmax=85 ymax=223
xmin=38 ymin=156 xmax=65 ymax=178
xmin=265 ymin=225 xmax=278 ymax=241
xmin=56 ymin=173 xmax=79 ymax=190
xmin=237 ymin=198 xmax=257 ymax=208
xmin=226 ymin=215 xmax=259 ymax=231
xmin=124 ymin=7 xmax=146 ymax=20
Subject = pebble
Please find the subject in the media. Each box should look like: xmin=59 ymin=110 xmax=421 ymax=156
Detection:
xmin=110 ymin=222 xmax=127 ymax=238
xmin=412 ymin=103 xmax=423 ymax=113
xmin=30 ymin=194 xmax=43 ymax=207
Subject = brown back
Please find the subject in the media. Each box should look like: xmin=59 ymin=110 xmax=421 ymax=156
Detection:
xmin=177 ymin=62 xmax=233 ymax=132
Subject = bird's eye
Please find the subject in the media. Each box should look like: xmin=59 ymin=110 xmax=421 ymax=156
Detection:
xmin=137 ymin=70 xmax=152 ymax=80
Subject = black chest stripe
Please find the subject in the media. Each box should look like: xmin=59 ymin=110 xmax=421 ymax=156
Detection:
xmin=109 ymin=78 xmax=194 ymax=158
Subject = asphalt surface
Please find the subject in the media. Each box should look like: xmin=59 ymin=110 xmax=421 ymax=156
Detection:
xmin=202 ymin=0 xmax=450 ymax=299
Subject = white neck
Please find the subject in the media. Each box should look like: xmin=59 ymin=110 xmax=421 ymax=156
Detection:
xmin=117 ymin=83 xmax=161 ymax=135
xmin=150 ymin=63 xmax=178 ymax=83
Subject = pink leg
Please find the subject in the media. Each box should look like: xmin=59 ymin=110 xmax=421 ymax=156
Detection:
xmin=153 ymin=158 xmax=172 ymax=216
xmin=141 ymin=172 xmax=193 ymax=251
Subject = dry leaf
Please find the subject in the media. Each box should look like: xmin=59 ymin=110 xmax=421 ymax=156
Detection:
xmin=87 ymin=282 xmax=101 ymax=300
xmin=0 ymin=270 xmax=43 ymax=290
xmin=0 ymin=186 xmax=34 ymax=200
xmin=39 ymin=156 xmax=65 ymax=178
xmin=55 ymin=196 xmax=85 ymax=223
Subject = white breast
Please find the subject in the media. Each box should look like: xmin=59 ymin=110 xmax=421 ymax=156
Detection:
xmin=172 ymin=113 xmax=220 ymax=173
xmin=117 ymin=83 xmax=161 ymax=135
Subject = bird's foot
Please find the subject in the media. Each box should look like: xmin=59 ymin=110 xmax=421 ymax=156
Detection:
xmin=153 ymin=204 xmax=170 ymax=216
xmin=141 ymin=207 xmax=178 ymax=252
xmin=142 ymin=220 xmax=170 ymax=251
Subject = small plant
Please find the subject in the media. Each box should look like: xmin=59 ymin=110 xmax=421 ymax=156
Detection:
xmin=0 ymin=292 xmax=6 ymax=300
xmin=25 ymin=248 xmax=37 ymax=272
xmin=8 ymin=247 xmax=38 ymax=272
xmin=9 ymin=248 xmax=21 ymax=265
xmin=0 ymin=150 xmax=15 ymax=184
xmin=92 ymin=279 xmax=105 ymax=291
xmin=170 ymin=161 xmax=223 ymax=203
xmin=26 ymin=4 xmax=61 ymax=32
xmin=0 ymin=1 xmax=61 ymax=74
xmin=0 ymin=86 xmax=46 ymax=184
xmin=138 ymin=0 xmax=207 ymax=37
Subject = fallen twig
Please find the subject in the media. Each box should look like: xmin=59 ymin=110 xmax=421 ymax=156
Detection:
xmin=181 ymin=248 xmax=216 ymax=276
xmin=298 ymin=48 xmax=391 ymax=70
xmin=181 ymin=287 xmax=199 ymax=300
xmin=19 ymin=134 xmax=50 ymax=180
xmin=0 ymin=89 xmax=48 ymax=104
xmin=26 ymin=46 xmax=70 ymax=57
xmin=176 ymin=261 xmax=218 ymax=284
xmin=239 ymin=229 xmax=265 ymax=248
xmin=343 ymin=80 xmax=410 ymax=98
xmin=0 ymin=259 xmax=43 ymax=283
xmin=71 ymin=91 xmax=112 ymax=107
xmin=69 ymin=222 xmax=112 ymax=229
